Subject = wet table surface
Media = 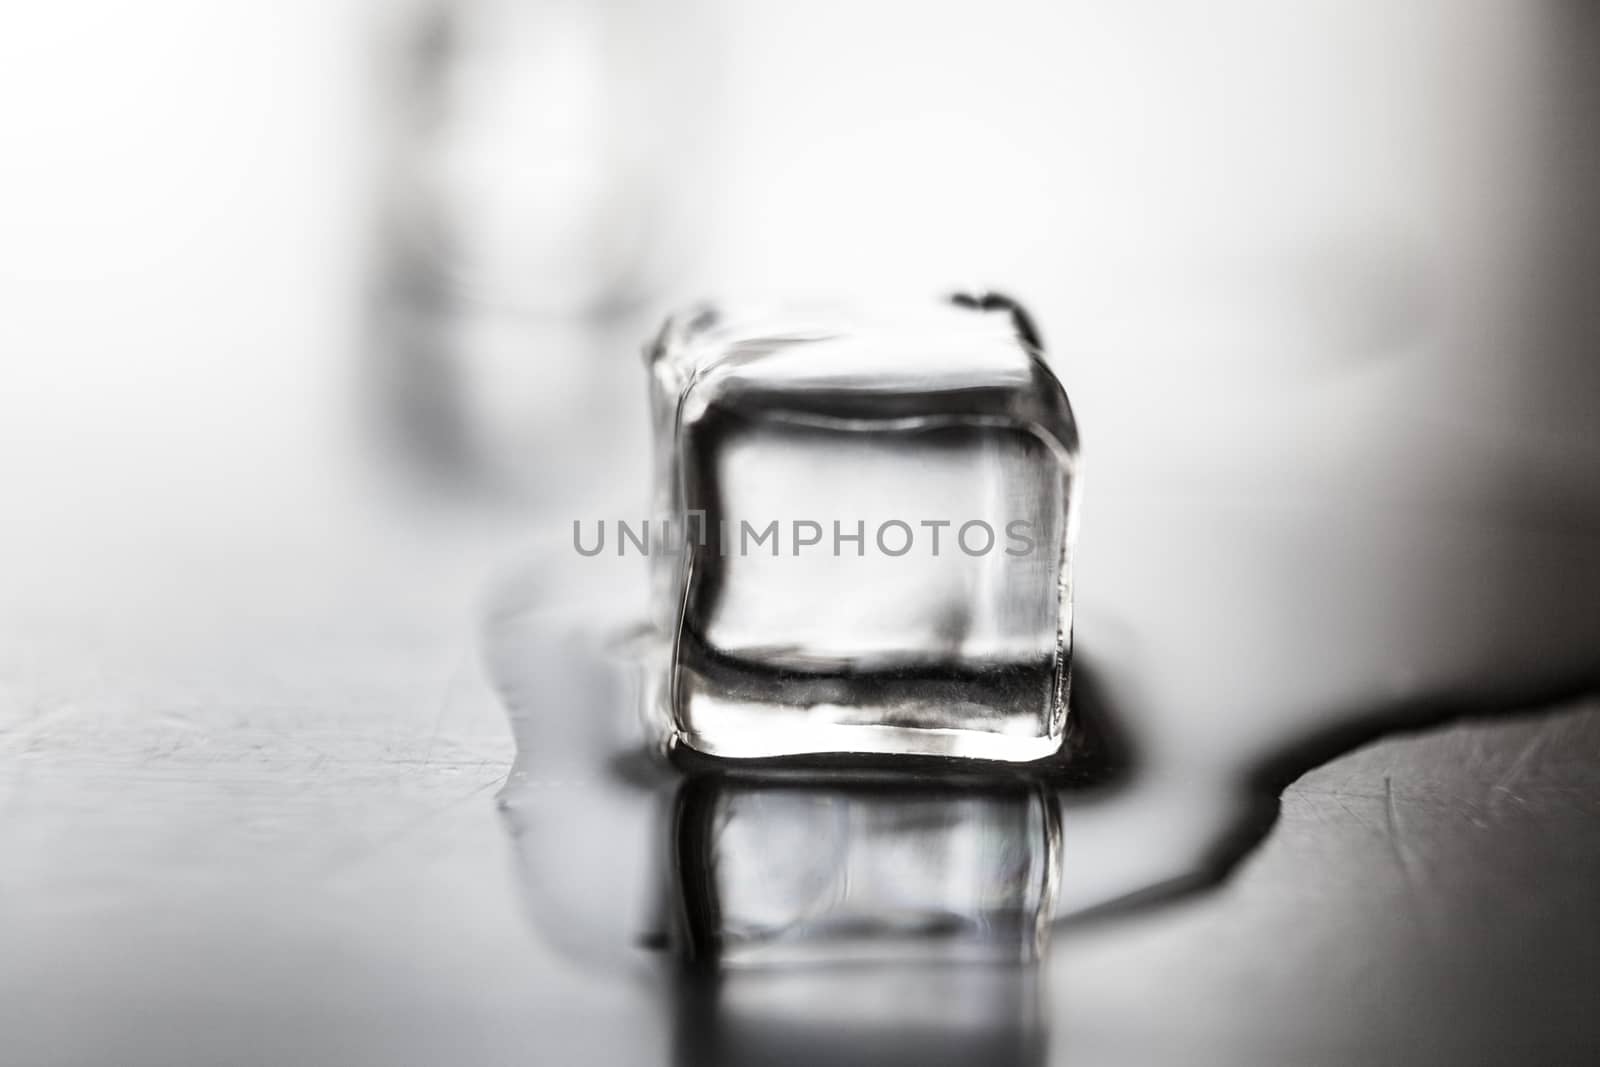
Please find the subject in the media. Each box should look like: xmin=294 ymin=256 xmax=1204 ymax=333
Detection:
xmin=2 ymin=441 xmax=1596 ymax=1065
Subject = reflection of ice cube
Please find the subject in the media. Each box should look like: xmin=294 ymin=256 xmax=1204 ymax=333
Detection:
xmin=647 ymin=297 xmax=1080 ymax=762
xmin=669 ymin=778 xmax=1059 ymax=967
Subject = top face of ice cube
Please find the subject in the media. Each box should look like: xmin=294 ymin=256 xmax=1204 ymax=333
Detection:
xmin=647 ymin=297 xmax=1078 ymax=443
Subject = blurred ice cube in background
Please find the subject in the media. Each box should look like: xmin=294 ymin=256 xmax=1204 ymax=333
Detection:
xmin=372 ymin=0 xmax=718 ymax=504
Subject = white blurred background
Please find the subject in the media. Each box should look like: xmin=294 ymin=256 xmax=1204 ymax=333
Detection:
xmin=3 ymin=0 xmax=1594 ymax=758
xmin=2 ymin=0 xmax=1594 ymax=542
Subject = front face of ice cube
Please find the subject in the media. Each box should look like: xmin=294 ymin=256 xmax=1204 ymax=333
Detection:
xmin=651 ymin=301 xmax=1078 ymax=763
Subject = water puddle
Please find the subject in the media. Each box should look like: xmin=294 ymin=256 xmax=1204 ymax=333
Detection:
xmin=487 ymin=493 xmax=1599 ymax=1063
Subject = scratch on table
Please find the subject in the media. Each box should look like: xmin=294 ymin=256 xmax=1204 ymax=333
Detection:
xmin=1485 ymin=716 xmax=1556 ymax=815
xmin=421 ymin=644 xmax=470 ymax=771
xmin=1381 ymin=775 xmax=1441 ymax=946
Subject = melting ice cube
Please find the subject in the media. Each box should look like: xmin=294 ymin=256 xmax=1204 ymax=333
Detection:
xmin=646 ymin=296 xmax=1080 ymax=762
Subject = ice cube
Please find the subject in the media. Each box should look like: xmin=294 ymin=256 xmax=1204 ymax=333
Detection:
xmin=646 ymin=295 xmax=1080 ymax=762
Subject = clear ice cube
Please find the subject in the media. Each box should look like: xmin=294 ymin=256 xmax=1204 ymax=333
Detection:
xmin=646 ymin=296 xmax=1079 ymax=762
